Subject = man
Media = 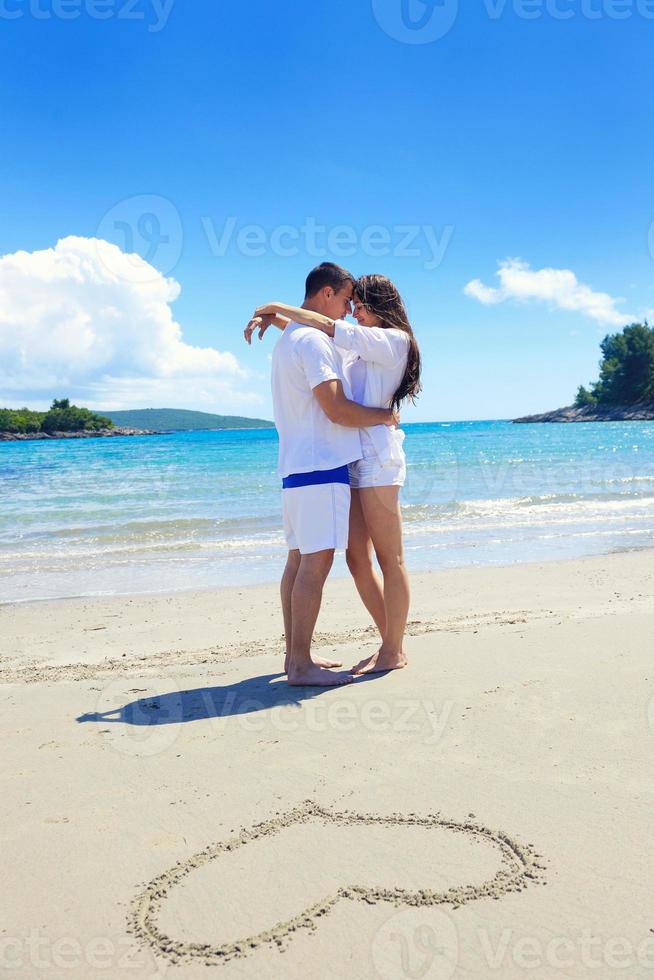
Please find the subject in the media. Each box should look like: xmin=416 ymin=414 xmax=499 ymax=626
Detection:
xmin=249 ymin=263 xmax=397 ymax=686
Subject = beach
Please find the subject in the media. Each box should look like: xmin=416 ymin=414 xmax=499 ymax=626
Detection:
xmin=2 ymin=549 xmax=654 ymax=978
xmin=5 ymin=0 xmax=653 ymax=974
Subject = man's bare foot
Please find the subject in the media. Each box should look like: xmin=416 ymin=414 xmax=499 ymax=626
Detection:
xmin=287 ymin=663 xmax=354 ymax=687
xmin=351 ymin=649 xmax=408 ymax=675
xmin=284 ymin=653 xmax=343 ymax=673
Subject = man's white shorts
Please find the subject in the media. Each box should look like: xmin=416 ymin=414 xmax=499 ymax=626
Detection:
xmin=282 ymin=482 xmax=351 ymax=554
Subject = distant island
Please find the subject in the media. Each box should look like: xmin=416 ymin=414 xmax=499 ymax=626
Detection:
xmin=0 ymin=400 xmax=274 ymax=441
xmin=514 ymin=322 xmax=654 ymax=423
xmin=0 ymin=399 xmax=145 ymax=441
xmin=101 ymin=408 xmax=274 ymax=431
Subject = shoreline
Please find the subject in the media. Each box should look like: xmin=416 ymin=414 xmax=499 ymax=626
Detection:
xmin=513 ymin=403 xmax=654 ymax=422
xmin=0 ymin=425 xmax=275 ymax=441
xmin=3 ymin=541 xmax=653 ymax=610
xmin=0 ymin=426 xmax=162 ymax=441
xmin=3 ymin=548 xmax=653 ymax=673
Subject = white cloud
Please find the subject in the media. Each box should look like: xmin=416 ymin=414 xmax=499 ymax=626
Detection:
xmin=0 ymin=236 xmax=259 ymax=411
xmin=464 ymin=258 xmax=635 ymax=327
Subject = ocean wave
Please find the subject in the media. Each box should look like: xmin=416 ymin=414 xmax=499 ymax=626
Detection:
xmin=0 ymin=532 xmax=288 ymax=565
xmin=401 ymin=489 xmax=654 ymax=521
xmin=3 ymin=491 xmax=654 ymax=558
xmin=0 ymin=512 xmax=282 ymax=545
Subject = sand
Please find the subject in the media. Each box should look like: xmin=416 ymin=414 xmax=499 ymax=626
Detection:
xmin=1 ymin=549 xmax=653 ymax=978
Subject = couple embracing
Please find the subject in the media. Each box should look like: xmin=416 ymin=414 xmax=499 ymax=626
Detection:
xmin=245 ymin=262 xmax=421 ymax=687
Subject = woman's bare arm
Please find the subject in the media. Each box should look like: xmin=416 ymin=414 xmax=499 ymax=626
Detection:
xmin=254 ymin=302 xmax=335 ymax=337
xmin=244 ymin=312 xmax=291 ymax=345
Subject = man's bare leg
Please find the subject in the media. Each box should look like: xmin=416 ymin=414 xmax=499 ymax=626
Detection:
xmin=288 ymin=549 xmax=352 ymax=686
xmin=281 ymin=549 xmax=342 ymax=673
xmin=281 ymin=550 xmax=300 ymax=674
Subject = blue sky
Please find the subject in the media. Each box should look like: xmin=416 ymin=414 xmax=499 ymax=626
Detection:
xmin=0 ymin=0 xmax=652 ymax=422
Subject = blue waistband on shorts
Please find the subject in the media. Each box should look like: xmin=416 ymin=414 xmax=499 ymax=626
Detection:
xmin=282 ymin=464 xmax=351 ymax=489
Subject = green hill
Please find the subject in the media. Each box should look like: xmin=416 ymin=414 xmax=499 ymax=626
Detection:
xmin=100 ymin=408 xmax=274 ymax=431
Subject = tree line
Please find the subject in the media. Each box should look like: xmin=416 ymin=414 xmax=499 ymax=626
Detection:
xmin=0 ymin=399 xmax=114 ymax=434
xmin=575 ymin=322 xmax=654 ymax=407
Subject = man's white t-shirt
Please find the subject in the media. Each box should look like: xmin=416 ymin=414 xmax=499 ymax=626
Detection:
xmin=271 ymin=321 xmax=362 ymax=478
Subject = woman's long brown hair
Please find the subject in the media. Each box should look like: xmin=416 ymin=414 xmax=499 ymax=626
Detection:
xmin=354 ymin=274 xmax=422 ymax=413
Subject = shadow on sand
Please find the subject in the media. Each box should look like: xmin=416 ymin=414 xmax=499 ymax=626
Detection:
xmin=76 ymin=670 xmax=384 ymax=727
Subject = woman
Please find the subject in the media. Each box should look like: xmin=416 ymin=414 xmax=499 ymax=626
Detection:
xmin=246 ymin=274 xmax=421 ymax=674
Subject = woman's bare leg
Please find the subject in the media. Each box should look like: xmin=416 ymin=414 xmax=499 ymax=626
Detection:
xmin=352 ymin=485 xmax=409 ymax=674
xmin=345 ymin=488 xmax=386 ymax=639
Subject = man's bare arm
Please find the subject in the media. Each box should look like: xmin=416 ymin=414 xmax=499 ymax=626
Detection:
xmin=313 ymin=380 xmax=398 ymax=428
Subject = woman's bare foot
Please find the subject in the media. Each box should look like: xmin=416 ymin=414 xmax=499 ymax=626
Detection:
xmin=351 ymin=648 xmax=408 ymax=675
xmin=287 ymin=663 xmax=354 ymax=687
xmin=314 ymin=655 xmax=343 ymax=668
xmin=284 ymin=653 xmax=343 ymax=674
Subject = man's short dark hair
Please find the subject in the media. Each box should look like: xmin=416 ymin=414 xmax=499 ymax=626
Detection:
xmin=304 ymin=262 xmax=355 ymax=300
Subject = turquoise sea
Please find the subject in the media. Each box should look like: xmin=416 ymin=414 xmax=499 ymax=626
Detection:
xmin=1 ymin=420 xmax=653 ymax=603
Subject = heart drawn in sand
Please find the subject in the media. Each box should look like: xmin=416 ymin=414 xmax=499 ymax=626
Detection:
xmin=127 ymin=800 xmax=546 ymax=968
